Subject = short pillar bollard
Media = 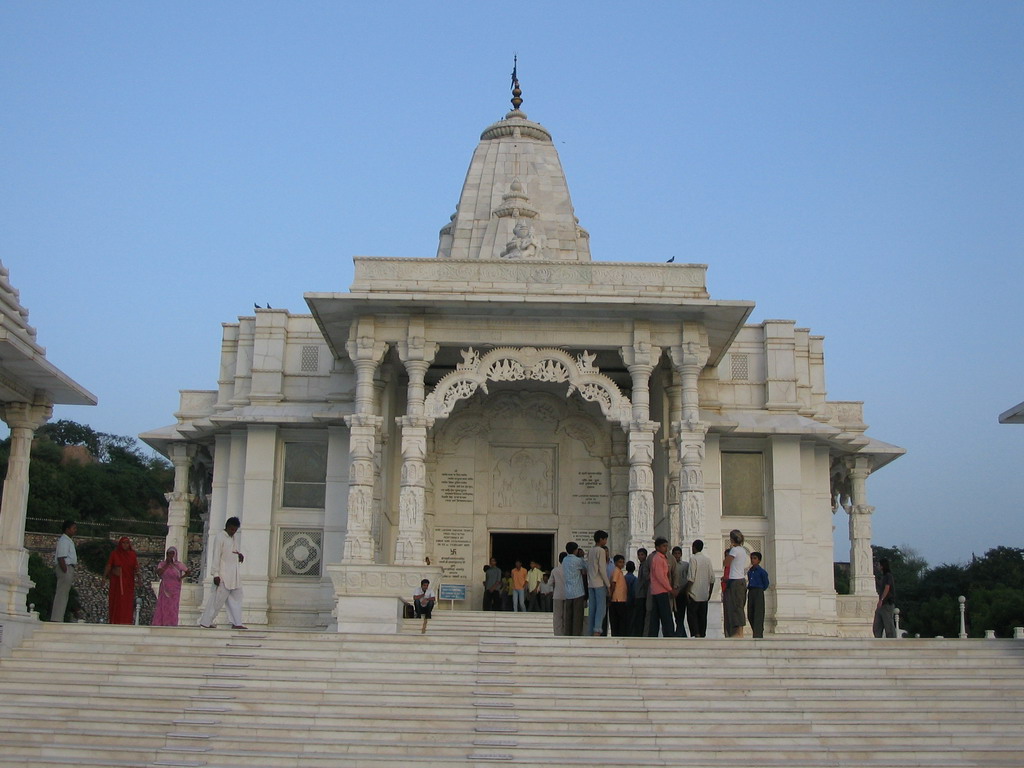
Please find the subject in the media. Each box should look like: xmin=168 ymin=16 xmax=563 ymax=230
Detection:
xmin=1015 ymin=627 xmax=1024 ymax=640
xmin=985 ymin=630 xmax=996 ymax=639
xmin=894 ymin=607 xmax=902 ymax=638
xmin=958 ymin=595 xmax=967 ymax=639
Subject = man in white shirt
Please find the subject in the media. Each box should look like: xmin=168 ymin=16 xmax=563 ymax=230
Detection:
xmin=51 ymin=520 xmax=78 ymax=622
xmin=413 ymin=578 xmax=436 ymax=634
xmin=199 ymin=517 xmax=246 ymax=629
xmin=684 ymin=539 xmax=715 ymax=638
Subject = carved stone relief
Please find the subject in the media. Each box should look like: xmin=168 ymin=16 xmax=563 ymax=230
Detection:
xmin=491 ymin=446 xmax=555 ymax=512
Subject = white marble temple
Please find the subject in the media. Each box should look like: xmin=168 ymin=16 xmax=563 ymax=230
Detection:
xmin=142 ymin=87 xmax=904 ymax=637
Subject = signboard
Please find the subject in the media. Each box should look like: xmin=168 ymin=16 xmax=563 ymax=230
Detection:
xmin=438 ymin=584 xmax=467 ymax=601
xmin=433 ymin=526 xmax=473 ymax=581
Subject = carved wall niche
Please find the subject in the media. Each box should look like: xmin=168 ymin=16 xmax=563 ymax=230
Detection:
xmin=491 ymin=445 xmax=555 ymax=512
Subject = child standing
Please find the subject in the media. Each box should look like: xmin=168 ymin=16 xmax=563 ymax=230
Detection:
xmin=746 ymin=551 xmax=771 ymax=638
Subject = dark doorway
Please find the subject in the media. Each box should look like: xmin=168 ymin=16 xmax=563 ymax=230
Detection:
xmin=490 ymin=532 xmax=555 ymax=574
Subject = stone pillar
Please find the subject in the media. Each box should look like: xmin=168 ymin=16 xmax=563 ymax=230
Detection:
xmin=342 ymin=334 xmax=388 ymax=563
xmin=0 ymin=401 xmax=52 ymax=616
xmin=847 ymin=456 xmax=875 ymax=597
xmin=239 ymin=424 xmax=277 ymax=624
xmin=621 ymin=339 xmax=661 ymax=560
xmin=394 ymin=332 xmax=437 ymax=565
xmin=423 ymin=435 xmax=438 ymax=563
xmin=163 ymin=443 xmax=195 ymax=562
xmin=608 ymin=431 xmax=629 ymax=556
xmin=664 ymin=380 xmax=682 ymax=547
xmin=670 ymin=341 xmax=710 ymax=552
xmin=322 ymin=425 xmax=349 ymax=569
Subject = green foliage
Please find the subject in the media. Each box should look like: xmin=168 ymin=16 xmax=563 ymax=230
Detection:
xmin=967 ymin=586 xmax=1024 ymax=639
xmin=1 ymin=420 xmax=174 ymax=532
xmin=873 ymin=544 xmax=1024 ymax=638
xmin=26 ymin=552 xmax=79 ymax=621
xmin=76 ymin=539 xmax=113 ymax=575
xmin=833 ymin=563 xmax=850 ymax=595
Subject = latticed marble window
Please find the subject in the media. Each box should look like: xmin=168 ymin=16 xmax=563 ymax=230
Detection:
xmin=282 ymin=442 xmax=327 ymax=508
xmin=300 ymin=345 xmax=320 ymax=373
xmin=721 ymin=451 xmax=764 ymax=516
xmin=279 ymin=528 xmax=323 ymax=577
xmin=730 ymin=353 xmax=749 ymax=381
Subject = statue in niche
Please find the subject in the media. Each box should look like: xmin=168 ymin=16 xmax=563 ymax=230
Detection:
xmin=500 ymin=220 xmax=541 ymax=260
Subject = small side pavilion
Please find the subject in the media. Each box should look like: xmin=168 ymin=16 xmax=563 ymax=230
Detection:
xmin=0 ymin=261 xmax=96 ymax=653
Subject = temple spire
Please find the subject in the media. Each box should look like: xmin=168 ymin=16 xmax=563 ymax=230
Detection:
xmin=510 ymin=55 xmax=523 ymax=111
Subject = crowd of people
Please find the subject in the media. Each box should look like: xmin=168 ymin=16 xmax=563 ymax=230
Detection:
xmin=482 ymin=529 xmax=772 ymax=638
xmin=49 ymin=517 xmax=238 ymax=629
xmin=50 ymin=516 xmax=894 ymax=638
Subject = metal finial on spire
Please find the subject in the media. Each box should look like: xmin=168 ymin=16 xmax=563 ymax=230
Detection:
xmin=510 ymin=55 xmax=523 ymax=111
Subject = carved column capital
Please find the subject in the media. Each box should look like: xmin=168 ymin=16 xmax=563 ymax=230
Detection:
xmin=0 ymin=401 xmax=53 ymax=433
xmin=167 ymin=442 xmax=196 ymax=466
xmin=668 ymin=340 xmax=710 ymax=372
xmin=344 ymin=413 xmax=384 ymax=430
xmin=619 ymin=342 xmax=662 ymax=372
xmin=397 ymin=337 xmax=438 ymax=365
xmin=345 ymin=336 xmax=389 ymax=365
xmin=844 ymin=454 xmax=872 ymax=478
xmin=397 ymin=415 xmax=433 ymax=431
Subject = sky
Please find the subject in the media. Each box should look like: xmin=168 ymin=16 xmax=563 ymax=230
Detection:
xmin=2 ymin=2 xmax=1022 ymax=567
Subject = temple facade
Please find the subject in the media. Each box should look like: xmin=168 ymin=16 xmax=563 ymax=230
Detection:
xmin=142 ymin=83 xmax=903 ymax=636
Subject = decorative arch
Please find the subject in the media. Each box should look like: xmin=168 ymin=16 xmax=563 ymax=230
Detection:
xmin=433 ymin=390 xmax=613 ymax=461
xmin=423 ymin=346 xmax=631 ymax=427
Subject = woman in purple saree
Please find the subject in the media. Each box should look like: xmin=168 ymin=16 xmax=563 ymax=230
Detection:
xmin=152 ymin=546 xmax=188 ymax=626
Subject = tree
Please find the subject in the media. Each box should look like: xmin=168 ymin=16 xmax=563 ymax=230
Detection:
xmin=1 ymin=420 xmax=173 ymax=531
xmin=872 ymin=543 xmax=1024 ymax=638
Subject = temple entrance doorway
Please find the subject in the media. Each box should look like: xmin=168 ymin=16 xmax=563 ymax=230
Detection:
xmin=490 ymin=532 xmax=555 ymax=573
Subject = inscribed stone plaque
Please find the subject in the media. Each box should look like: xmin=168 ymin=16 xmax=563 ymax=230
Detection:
xmin=490 ymin=446 xmax=554 ymax=512
xmin=572 ymin=469 xmax=607 ymax=508
xmin=571 ymin=529 xmax=595 ymax=548
xmin=433 ymin=526 xmax=473 ymax=581
xmin=438 ymin=463 xmax=475 ymax=508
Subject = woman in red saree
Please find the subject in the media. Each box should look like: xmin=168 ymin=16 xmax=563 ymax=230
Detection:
xmin=152 ymin=546 xmax=188 ymax=626
xmin=104 ymin=536 xmax=139 ymax=624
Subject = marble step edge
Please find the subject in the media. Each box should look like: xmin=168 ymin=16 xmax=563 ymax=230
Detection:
xmin=4 ymin=733 xmax=1023 ymax=762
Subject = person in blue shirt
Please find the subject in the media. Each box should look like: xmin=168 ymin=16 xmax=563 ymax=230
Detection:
xmin=561 ymin=542 xmax=588 ymax=636
xmin=746 ymin=551 xmax=771 ymax=638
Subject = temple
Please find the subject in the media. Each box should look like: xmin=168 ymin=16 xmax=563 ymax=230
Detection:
xmin=141 ymin=78 xmax=904 ymax=636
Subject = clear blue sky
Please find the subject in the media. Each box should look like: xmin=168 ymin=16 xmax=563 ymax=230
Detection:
xmin=3 ymin=2 xmax=1022 ymax=567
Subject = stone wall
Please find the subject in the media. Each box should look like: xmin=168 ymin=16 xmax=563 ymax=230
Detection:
xmin=26 ymin=532 xmax=204 ymax=625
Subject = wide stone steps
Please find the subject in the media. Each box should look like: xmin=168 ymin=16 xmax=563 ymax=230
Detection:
xmin=2 ymin=621 xmax=1023 ymax=767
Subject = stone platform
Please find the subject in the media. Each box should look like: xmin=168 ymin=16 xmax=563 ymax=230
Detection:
xmin=0 ymin=616 xmax=1022 ymax=767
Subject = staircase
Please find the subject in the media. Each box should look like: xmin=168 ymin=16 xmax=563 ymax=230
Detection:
xmin=1 ymin=617 xmax=1022 ymax=767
